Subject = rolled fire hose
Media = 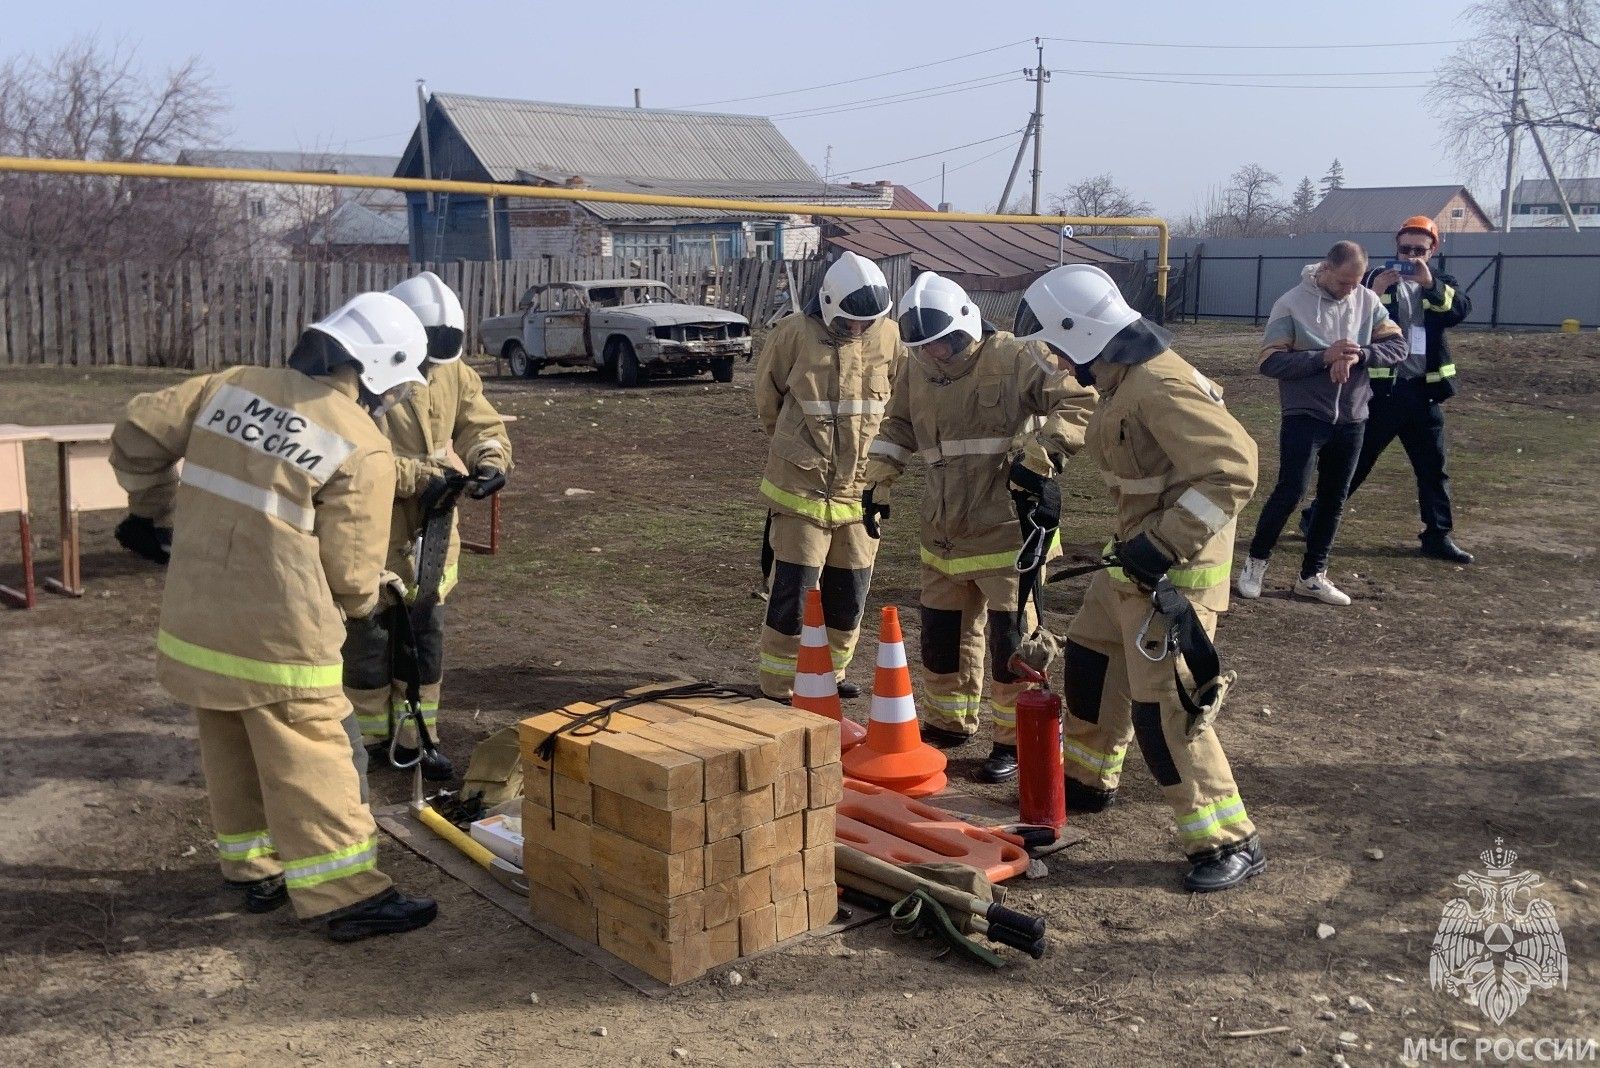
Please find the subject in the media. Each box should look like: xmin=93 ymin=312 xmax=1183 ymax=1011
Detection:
xmin=837 ymin=870 xmax=1047 ymax=959
xmin=835 ymin=844 xmax=1047 ymax=941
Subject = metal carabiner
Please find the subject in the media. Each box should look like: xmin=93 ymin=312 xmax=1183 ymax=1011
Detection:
xmin=1134 ymin=604 xmax=1177 ymax=663
xmin=388 ymin=705 xmax=425 ymax=769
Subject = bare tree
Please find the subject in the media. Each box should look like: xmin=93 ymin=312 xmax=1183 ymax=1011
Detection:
xmin=1434 ymin=0 xmax=1600 ymax=177
xmin=0 ymin=36 xmax=230 ymax=264
xmin=1204 ymin=163 xmax=1288 ymax=237
xmin=1171 ymin=185 xmax=1229 ymax=238
xmin=1047 ymin=174 xmax=1155 ymax=234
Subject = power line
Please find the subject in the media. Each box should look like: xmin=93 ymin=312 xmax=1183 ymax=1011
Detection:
xmin=1043 ymin=35 xmax=1465 ymax=50
xmin=831 ymin=129 xmax=1025 ymax=178
xmin=1057 ymin=70 xmax=1431 ymax=90
xmin=673 ymin=39 xmax=1032 ymax=108
xmin=904 ymin=142 xmax=1020 ymax=189
xmin=773 ymin=76 xmax=1017 ymax=120
xmin=1057 ymin=67 xmax=1434 ymax=77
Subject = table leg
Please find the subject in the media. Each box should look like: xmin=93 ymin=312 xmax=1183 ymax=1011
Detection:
xmin=0 ymin=513 xmax=35 ymax=608
xmin=43 ymin=441 xmax=84 ymax=597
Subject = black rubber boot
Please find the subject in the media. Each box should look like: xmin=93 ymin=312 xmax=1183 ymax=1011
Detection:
xmin=324 ymin=889 xmax=439 ymax=943
xmin=1065 ymin=778 xmax=1116 ymax=814
xmin=836 ymin=680 xmax=862 ymax=700
xmin=232 ymin=874 xmax=288 ymax=914
xmin=1183 ymin=837 xmax=1266 ymax=893
xmin=390 ymin=746 xmax=455 ymax=782
xmin=1420 ymin=534 xmax=1473 ymax=564
xmin=976 ymin=744 xmax=1018 ymax=784
xmin=920 ymin=723 xmax=973 ymax=749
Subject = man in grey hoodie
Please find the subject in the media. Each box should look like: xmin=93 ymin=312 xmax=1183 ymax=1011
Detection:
xmin=1237 ymin=241 xmax=1407 ymax=606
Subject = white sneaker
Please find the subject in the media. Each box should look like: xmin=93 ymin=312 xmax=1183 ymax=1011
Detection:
xmin=1293 ymin=572 xmax=1352 ymax=606
xmin=1235 ymin=557 xmax=1268 ymax=599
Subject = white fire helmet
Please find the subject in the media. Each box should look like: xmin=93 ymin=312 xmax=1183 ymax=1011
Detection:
xmin=818 ymin=250 xmax=892 ymax=327
xmin=307 ymin=292 xmax=428 ymax=398
xmin=389 ymin=271 xmax=466 ymax=362
xmin=1014 ymin=264 xmax=1140 ymax=366
xmin=896 ymin=271 xmax=981 ymax=350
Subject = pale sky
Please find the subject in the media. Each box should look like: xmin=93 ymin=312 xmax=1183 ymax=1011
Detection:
xmin=7 ymin=0 xmax=1495 ymax=218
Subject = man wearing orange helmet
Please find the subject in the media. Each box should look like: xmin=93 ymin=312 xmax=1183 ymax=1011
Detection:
xmin=1301 ymin=215 xmax=1473 ymax=563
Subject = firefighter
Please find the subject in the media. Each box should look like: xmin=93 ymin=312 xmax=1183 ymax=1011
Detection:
xmin=863 ymin=272 xmax=1095 ymax=783
xmin=1015 ymin=264 xmax=1264 ymax=891
xmin=109 ymin=292 xmax=440 ymax=938
xmin=756 ymin=251 xmax=904 ymax=701
xmin=343 ymin=272 xmax=512 ymax=781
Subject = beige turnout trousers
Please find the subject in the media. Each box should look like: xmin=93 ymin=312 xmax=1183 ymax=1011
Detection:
xmin=196 ymin=693 xmax=392 ymax=918
xmin=1061 ymin=571 xmax=1255 ymax=859
xmin=758 ymin=513 xmax=878 ymax=700
xmin=918 ymin=567 xmax=1035 ymax=746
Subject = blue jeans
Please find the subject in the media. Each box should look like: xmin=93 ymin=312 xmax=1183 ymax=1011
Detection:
xmin=1248 ymin=414 xmax=1365 ymax=579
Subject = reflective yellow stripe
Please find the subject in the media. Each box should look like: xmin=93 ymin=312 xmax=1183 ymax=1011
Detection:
xmin=920 ymin=529 xmax=1060 ymax=578
xmin=1063 ymin=738 xmax=1125 ymax=776
xmin=217 ymin=829 xmax=274 ymax=861
xmin=759 ymin=479 xmax=864 ymax=524
xmin=759 ymin=652 xmax=797 ymax=678
xmin=1422 ymin=285 xmax=1454 ymax=314
xmin=1368 ymin=367 xmax=1395 ymax=380
xmin=1177 ymin=793 xmax=1249 ymax=842
xmin=1425 ymin=363 xmax=1456 ymax=383
xmin=157 ymin=630 xmax=343 ymax=689
xmin=1106 ymin=558 xmax=1230 ymax=589
xmin=283 ymin=836 xmax=379 ymax=890
xmin=405 ymin=562 xmax=459 ymax=603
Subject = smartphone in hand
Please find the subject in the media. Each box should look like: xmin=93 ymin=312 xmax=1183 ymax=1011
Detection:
xmin=1385 ymin=259 xmax=1417 ymax=276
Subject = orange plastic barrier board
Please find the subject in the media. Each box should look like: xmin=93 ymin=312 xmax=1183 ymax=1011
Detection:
xmin=835 ymin=778 xmax=1029 ymax=883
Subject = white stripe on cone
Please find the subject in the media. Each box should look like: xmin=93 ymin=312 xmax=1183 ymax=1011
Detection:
xmin=793 ymin=674 xmax=839 ymax=699
xmin=876 ymin=641 xmax=908 ymax=670
xmin=800 ymin=623 xmax=828 ymax=646
xmin=870 ymin=692 xmax=918 ymax=724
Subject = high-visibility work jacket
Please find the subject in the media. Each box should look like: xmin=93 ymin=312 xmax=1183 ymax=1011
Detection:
xmin=863 ymin=332 xmax=1095 ymax=580
xmin=110 ymin=365 xmax=396 ymax=710
xmin=382 ymin=358 xmax=511 ymax=601
xmin=756 ymin=310 xmax=905 ymax=528
xmin=1087 ymin=349 xmax=1258 ymax=612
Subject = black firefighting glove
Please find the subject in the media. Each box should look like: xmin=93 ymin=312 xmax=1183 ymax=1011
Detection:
xmin=1006 ymin=456 xmax=1050 ymax=499
xmin=419 ymin=472 xmax=466 ymax=515
xmin=1112 ymin=532 xmax=1173 ymax=591
xmin=114 ymin=514 xmax=172 ymax=566
xmin=863 ymin=485 xmax=890 ymax=540
xmin=466 ymin=463 xmax=507 ymax=500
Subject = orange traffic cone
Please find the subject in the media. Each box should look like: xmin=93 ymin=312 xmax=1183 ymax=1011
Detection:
xmin=793 ymin=588 xmax=867 ymax=751
xmin=841 ymin=605 xmax=947 ymax=797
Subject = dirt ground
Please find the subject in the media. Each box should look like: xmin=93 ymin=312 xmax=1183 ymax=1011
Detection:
xmin=2 ymin=323 xmax=1596 ymax=1067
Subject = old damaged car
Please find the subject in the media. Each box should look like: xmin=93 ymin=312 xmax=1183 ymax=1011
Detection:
xmin=480 ymin=278 xmax=752 ymax=387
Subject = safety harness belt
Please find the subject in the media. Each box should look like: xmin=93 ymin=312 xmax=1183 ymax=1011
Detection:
xmin=1146 ymin=579 xmax=1234 ymax=740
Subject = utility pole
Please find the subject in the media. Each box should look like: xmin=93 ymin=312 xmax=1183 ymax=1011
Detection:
xmin=1520 ymin=99 xmax=1581 ymax=232
xmin=996 ymin=115 xmax=1035 ymax=213
xmin=416 ymin=79 xmax=435 ymax=261
xmin=1025 ymin=38 xmax=1051 ymax=214
xmin=1499 ymin=38 xmax=1522 ymax=233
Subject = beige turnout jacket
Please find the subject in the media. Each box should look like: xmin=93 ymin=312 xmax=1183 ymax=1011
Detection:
xmin=756 ymin=311 xmax=905 ymax=527
xmin=110 ymin=365 xmax=395 ymax=710
xmin=862 ymin=331 xmax=1096 ymax=580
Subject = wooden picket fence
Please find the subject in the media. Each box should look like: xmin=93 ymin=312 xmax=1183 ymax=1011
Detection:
xmin=0 ymin=256 xmax=830 ymax=369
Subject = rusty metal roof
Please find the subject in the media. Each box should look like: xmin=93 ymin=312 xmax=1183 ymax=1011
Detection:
xmin=823 ymin=218 xmax=1126 ymax=288
xmin=1301 ymin=185 xmax=1489 ymax=233
xmin=420 ymin=94 xmax=821 ymax=185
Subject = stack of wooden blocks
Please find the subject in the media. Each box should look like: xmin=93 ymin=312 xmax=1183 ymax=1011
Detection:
xmin=517 ymin=686 xmax=842 ymax=985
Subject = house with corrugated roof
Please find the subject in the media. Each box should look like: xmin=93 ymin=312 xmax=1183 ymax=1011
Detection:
xmin=1300 ymin=185 xmax=1493 ymax=236
xmin=175 ymin=149 xmax=407 ymax=259
xmin=1509 ymin=177 xmax=1600 ymax=228
xmin=395 ymin=93 xmax=892 ymax=262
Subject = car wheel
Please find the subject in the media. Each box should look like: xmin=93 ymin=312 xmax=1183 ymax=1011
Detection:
xmin=710 ymin=356 xmax=734 ymax=383
xmin=610 ymin=338 xmax=642 ymax=388
xmin=506 ymin=342 xmax=539 ymax=379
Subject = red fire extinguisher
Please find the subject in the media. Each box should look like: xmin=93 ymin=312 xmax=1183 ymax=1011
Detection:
xmin=1008 ymin=655 xmax=1066 ymax=832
